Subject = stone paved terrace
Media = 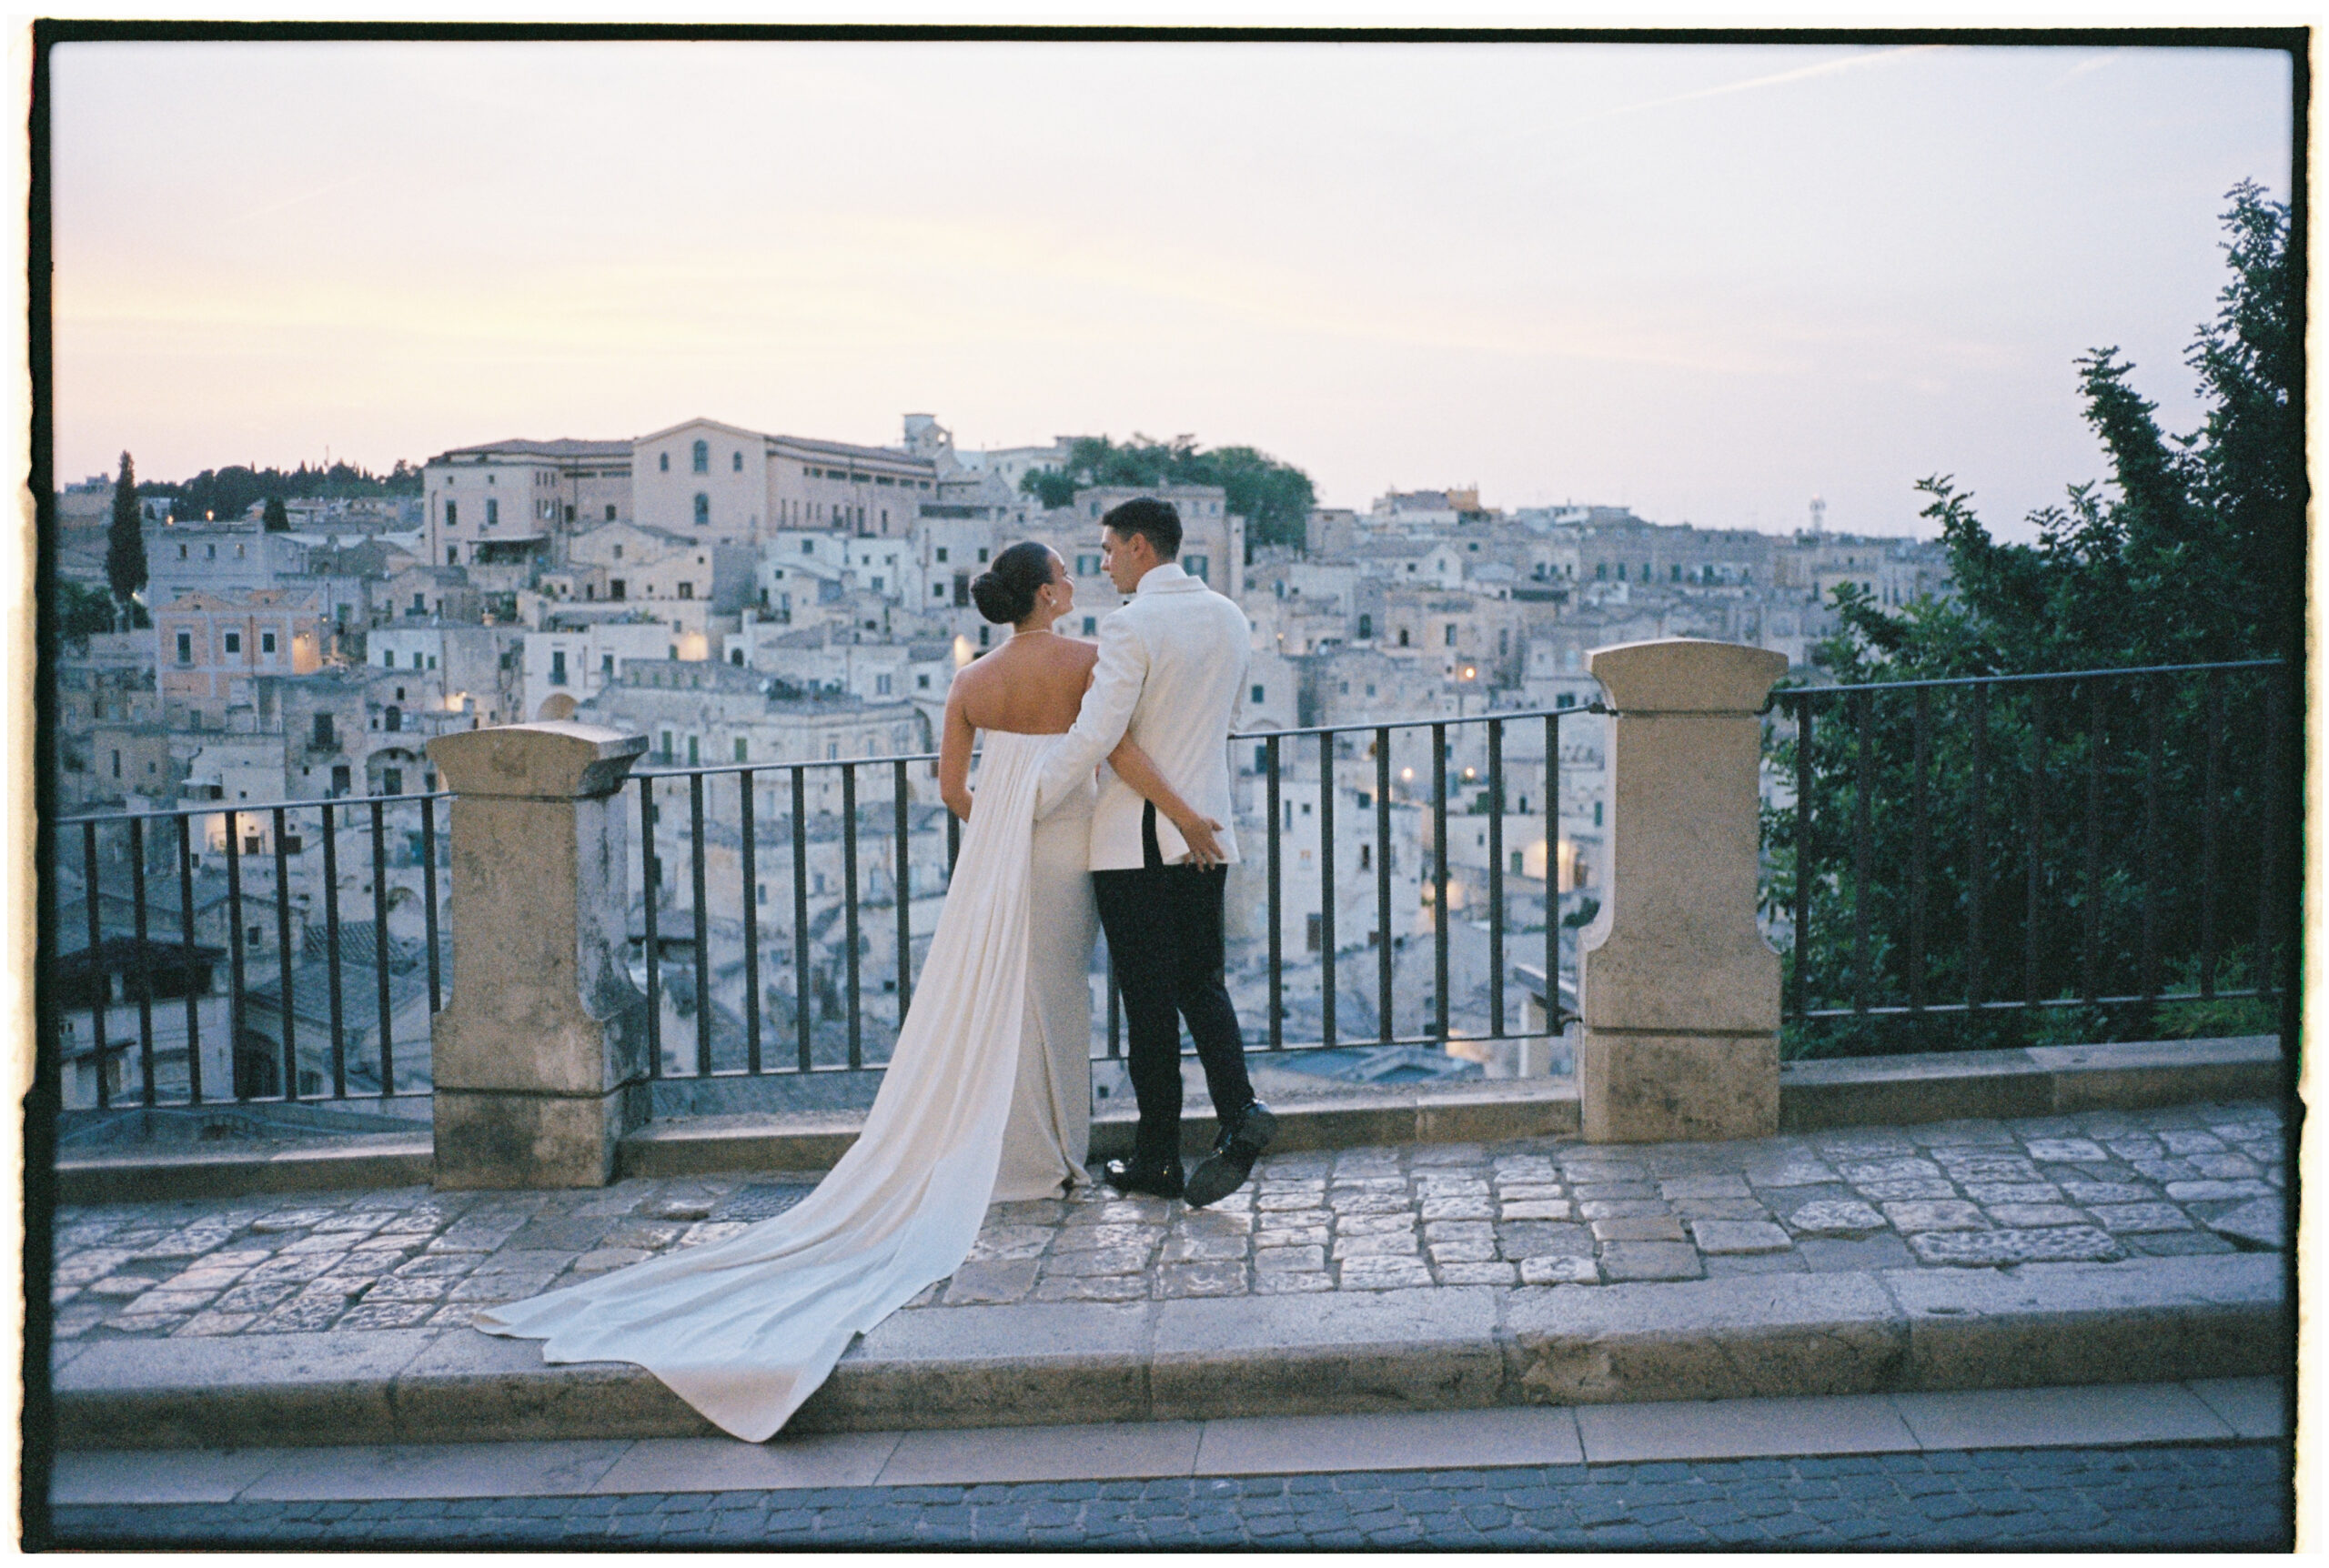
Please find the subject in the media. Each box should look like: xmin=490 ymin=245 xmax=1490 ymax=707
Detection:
xmin=51 ymin=1098 xmax=2287 ymax=1344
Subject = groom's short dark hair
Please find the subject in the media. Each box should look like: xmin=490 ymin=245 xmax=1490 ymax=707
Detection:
xmin=1102 ymin=497 xmax=1182 ymax=559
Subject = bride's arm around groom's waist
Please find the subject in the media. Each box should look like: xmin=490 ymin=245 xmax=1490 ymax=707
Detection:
xmin=1035 ymin=612 xmax=1148 ymax=818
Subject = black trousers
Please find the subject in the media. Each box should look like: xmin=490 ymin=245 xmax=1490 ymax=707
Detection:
xmin=1092 ymin=804 xmax=1256 ymax=1167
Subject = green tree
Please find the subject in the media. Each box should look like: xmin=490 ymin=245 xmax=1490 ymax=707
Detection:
xmin=263 ymin=494 xmax=290 ymax=532
xmin=102 ymin=450 xmax=145 ymax=628
xmin=54 ymin=581 xmax=120 ymax=650
xmin=1020 ymin=433 xmax=1319 ymax=549
xmin=1764 ymin=184 xmax=2298 ymax=1059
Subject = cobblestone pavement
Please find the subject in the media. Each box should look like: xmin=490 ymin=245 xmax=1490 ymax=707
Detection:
xmin=48 ymin=1442 xmax=2293 ymax=1549
xmin=48 ymin=1099 xmax=2285 ymax=1342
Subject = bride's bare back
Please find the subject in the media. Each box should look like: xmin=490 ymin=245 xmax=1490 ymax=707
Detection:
xmin=952 ymin=631 xmax=1098 ymax=735
xmin=938 ymin=631 xmax=1098 ymax=821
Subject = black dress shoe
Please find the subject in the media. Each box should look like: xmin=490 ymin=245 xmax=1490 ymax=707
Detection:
xmin=1104 ymin=1157 xmax=1185 ymax=1199
xmin=1184 ymin=1101 xmax=1277 ymax=1210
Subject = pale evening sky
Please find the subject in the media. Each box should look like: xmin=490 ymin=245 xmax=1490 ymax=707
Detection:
xmin=46 ymin=37 xmax=2293 ymax=541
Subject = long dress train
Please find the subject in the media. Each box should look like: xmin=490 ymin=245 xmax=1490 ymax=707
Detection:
xmin=473 ymin=730 xmax=1094 ymax=1442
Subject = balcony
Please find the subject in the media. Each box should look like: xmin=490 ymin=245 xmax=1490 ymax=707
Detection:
xmin=45 ymin=647 xmax=2293 ymax=1161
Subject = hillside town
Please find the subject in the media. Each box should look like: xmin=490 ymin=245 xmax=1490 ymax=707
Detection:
xmin=48 ymin=416 xmax=1951 ymax=1108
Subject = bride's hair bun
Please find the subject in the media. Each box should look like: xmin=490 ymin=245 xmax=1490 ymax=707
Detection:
xmin=971 ymin=540 xmax=1054 ymax=624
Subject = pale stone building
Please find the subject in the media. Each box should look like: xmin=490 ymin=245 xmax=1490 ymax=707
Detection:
xmin=155 ymin=588 xmax=334 ymax=729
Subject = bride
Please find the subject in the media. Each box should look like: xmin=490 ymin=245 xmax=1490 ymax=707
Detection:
xmin=474 ymin=541 xmax=1225 ymax=1442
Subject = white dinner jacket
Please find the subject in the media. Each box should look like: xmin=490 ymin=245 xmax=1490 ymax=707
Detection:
xmin=1033 ymin=562 xmax=1252 ymax=872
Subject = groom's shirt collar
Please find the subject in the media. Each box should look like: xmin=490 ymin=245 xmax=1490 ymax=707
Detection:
xmin=1134 ymin=561 xmax=1194 ymax=597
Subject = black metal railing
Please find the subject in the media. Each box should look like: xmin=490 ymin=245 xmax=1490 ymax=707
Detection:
xmin=50 ymin=789 xmax=449 ymax=1111
xmin=626 ymin=708 xmax=1590 ymax=1081
xmin=1768 ymin=658 xmax=2294 ymax=1055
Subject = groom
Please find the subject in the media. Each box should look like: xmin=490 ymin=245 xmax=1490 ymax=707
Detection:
xmin=1033 ymin=497 xmax=1276 ymax=1209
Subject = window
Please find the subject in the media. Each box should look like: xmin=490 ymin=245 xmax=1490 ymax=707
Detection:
xmin=917 ymin=673 xmax=931 ymax=689
xmin=678 ymin=581 xmax=694 ymax=600
xmin=384 ymin=706 xmax=401 ymax=732
xmin=383 ymin=768 xmax=404 ymax=794
xmin=206 ymin=544 xmax=216 ymax=559
xmin=659 ymin=452 xmax=670 ymax=472
xmin=734 ymin=737 xmax=749 ymax=762
xmin=261 ymin=630 xmax=277 ymax=656
xmin=977 ymin=548 xmax=988 ymax=562
xmin=176 ymin=631 xmax=193 ymax=664
xmin=447 ymin=546 xmax=459 ymax=565
xmin=933 ymin=585 xmax=946 ymax=599
xmin=1185 ymin=554 xmax=1208 ymax=581
xmin=549 ymin=650 xmax=568 ymax=686
xmin=659 ymin=729 xmax=674 ymax=760
xmin=330 ymin=763 xmax=350 ymax=795
xmin=1306 ymin=914 xmax=1322 ymax=954
xmin=1252 ymin=684 xmax=1265 ymax=705
xmin=223 ymin=631 xmax=241 ymax=655
xmin=1557 ymin=692 xmax=1575 ymax=709
xmin=605 ymin=503 xmax=618 ymax=521
xmin=601 ymin=654 xmax=614 ymax=677
xmin=312 ymin=713 xmax=335 ymax=749
xmin=110 ymin=749 xmax=120 ymax=779
xmin=1511 ymin=850 xmax=1525 ymax=876
xmin=1359 ymin=842 xmax=1371 ymax=870
xmin=1357 ymin=614 xmax=1372 ymax=640
xmin=757 ymin=883 xmax=767 ymax=906
xmin=1082 ymin=616 xmax=1096 ymax=635
xmin=1397 ymin=628 xmax=1410 ymax=648
xmin=413 ymin=651 xmax=426 ymax=669
xmin=690 ymin=439 xmax=709 ymax=474
xmin=802 ymin=539 xmax=814 ymax=556
xmin=610 ymin=579 xmax=626 ymax=601
xmin=687 ymin=735 xmax=700 ymax=765
xmin=935 ymin=547 xmax=949 ymax=563
xmin=177 ymin=543 xmax=187 ymax=559
xmin=693 ymin=494 xmax=710 ymax=527
xmin=1074 ymin=554 xmax=1097 ymax=575
xmin=1593 ymin=800 xmax=1604 ymax=827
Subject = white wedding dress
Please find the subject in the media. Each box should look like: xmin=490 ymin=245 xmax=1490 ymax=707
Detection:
xmin=474 ymin=730 xmax=1098 ymax=1442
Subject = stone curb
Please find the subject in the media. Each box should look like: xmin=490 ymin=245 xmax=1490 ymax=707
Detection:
xmin=54 ymin=1139 xmax=437 ymax=1207
xmin=53 ymin=1254 xmax=2289 ymax=1452
xmin=51 ymin=1036 xmax=2278 ymax=1204
xmin=619 ymin=1078 xmax=1583 ymax=1180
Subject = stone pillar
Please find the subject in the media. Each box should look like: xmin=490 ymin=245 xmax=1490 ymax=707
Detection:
xmin=1578 ymin=638 xmax=1789 ymax=1142
xmin=425 ymin=721 xmax=652 ymax=1188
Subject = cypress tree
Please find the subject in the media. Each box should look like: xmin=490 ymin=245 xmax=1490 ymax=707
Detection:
xmin=102 ymin=450 xmax=146 ymax=628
